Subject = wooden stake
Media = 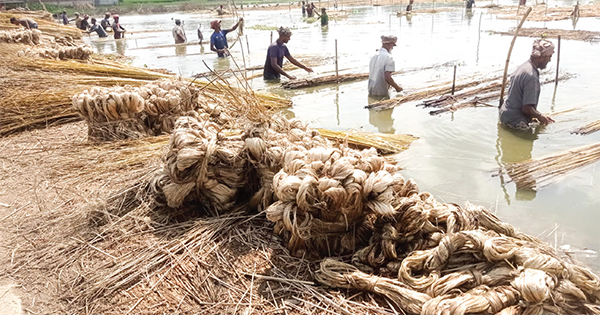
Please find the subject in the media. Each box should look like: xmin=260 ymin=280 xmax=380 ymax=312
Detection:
xmin=246 ymin=34 xmax=250 ymax=54
xmin=335 ymin=39 xmax=339 ymax=81
xmin=499 ymin=6 xmax=532 ymax=107
xmin=270 ymin=31 xmax=273 ymax=44
xmin=451 ymin=64 xmax=457 ymax=95
xmin=554 ymin=35 xmax=561 ymax=88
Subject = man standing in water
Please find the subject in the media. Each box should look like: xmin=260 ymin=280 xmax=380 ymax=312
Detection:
xmin=172 ymin=19 xmax=187 ymax=44
xmin=320 ymin=8 xmax=329 ymax=27
xmin=209 ymin=18 xmax=243 ymax=58
xmin=263 ymin=27 xmax=313 ymax=80
xmin=368 ymin=35 xmax=403 ymax=97
xmin=499 ymin=39 xmax=555 ymax=131
xmin=112 ymin=15 xmax=126 ymax=39
xmin=101 ymin=12 xmax=111 ymax=31
xmin=85 ymin=18 xmax=108 ymax=38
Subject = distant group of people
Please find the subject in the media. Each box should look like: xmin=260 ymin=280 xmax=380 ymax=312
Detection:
xmin=59 ymin=11 xmax=125 ymax=39
xmin=301 ymin=1 xmax=328 ymax=26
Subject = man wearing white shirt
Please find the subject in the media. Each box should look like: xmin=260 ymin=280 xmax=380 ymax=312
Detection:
xmin=368 ymin=35 xmax=403 ymax=97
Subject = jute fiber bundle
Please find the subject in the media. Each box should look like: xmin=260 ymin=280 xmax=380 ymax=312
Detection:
xmin=265 ymin=145 xmax=410 ymax=257
xmin=72 ymin=85 xmax=149 ymax=140
xmin=138 ymin=79 xmax=201 ymax=134
xmin=18 ymin=44 xmax=94 ymax=60
xmin=244 ymin=117 xmax=330 ymax=211
xmin=151 ymin=115 xmax=248 ymax=212
xmin=0 ymin=28 xmax=40 ymax=45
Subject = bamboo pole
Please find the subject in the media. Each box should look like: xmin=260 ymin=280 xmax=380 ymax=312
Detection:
xmin=335 ymin=39 xmax=339 ymax=81
xmin=499 ymin=6 xmax=532 ymax=108
xmin=246 ymin=34 xmax=250 ymax=54
xmin=554 ymin=35 xmax=561 ymax=88
xmin=270 ymin=31 xmax=273 ymax=44
xmin=451 ymin=64 xmax=457 ymax=95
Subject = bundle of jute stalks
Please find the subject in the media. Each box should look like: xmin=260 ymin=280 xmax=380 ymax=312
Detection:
xmin=265 ymin=145 xmax=413 ymax=257
xmin=18 ymin=44 xmax=94 ymax=60
xmin=72 ymin=85 xmax=149 ymax=140
xmin=314 ymin=202 xmax=600 ymax=314
xmin=0 ymin=28 xmax=40 ymax=45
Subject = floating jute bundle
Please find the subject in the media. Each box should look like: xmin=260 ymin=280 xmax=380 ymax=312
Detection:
xmin=18 ymin=44 xmax=93 ymax=60
xmin=0 ymin=29 xmax=40 ymax=45
xmin=243 ymin=117 xmax=330 ymax=211
xmin=265 ymin=145 xmax=412 ymax=257
xmin=72 ymin=85 xmax=148 ymax=140
xmin=150 ymin=115 xmax=249 ymax=212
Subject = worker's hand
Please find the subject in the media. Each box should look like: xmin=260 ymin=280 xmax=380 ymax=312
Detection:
xmin=538 ymin=115 xmax=555 ymax=125
xmin=305 ymin=67 xmax=313 ymax=73
xmin=239 ymin=17 xmax=244 ymax=22
xmin=395 ymin=86 xmax=403 ymax=92
xmin=287 ymin=74 xmax=297 ymax=80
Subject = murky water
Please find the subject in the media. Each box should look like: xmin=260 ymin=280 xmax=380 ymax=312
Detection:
xmin=84 ymin=1 xmax=600 ymax=270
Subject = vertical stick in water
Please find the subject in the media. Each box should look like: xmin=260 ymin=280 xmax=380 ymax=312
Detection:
xmin=554 ymin=35 xmax=561 ymax=88
xmin=499 ymin=7 xmax=532 ymax=107
xmin=335 ymin=39 xmax=339 ymax=81
xmin=246 ymin=34 xmax=250 ymax=54
xmin=476 ymin=12 xmax=482 ymax=64
xmin=451 ymin=64 xmax=457 ymax=95
xmin=270 ymin=31 xmax=273 ymax=44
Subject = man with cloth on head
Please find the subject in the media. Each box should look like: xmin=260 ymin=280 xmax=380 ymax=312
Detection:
xmin=112 ymin=15 xmax=126 ymax=39
xmin=172 ymin=19 xmax=187 ymax=44
xmin=210 ymin=18 xmax=243 ymax=58
xmin=263 ymin=26 xmax=313 ymax=81
xmin=368 ymin=35 xmax=403 ymax=97
xmin=499 ymin=39 xmax=555 ymax=131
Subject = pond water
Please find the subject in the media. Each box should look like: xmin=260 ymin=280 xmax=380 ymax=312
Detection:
xmin=83 ymin=0 xmax=600 ymax=271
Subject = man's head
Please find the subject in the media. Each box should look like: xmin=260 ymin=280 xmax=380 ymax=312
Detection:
xmin=277 ymin=26 xmax=292 ymax=43
xmin=175 ymin=19 xmax=181 ymax=26
xmin=381 ymin=35 xmax=398 ymax=51
xmin=91 ymin=18 xmax=97 ymax=24
xmin=74 ymin=12 xmax=80 ymax=17
xmin=105 ymin=12 xmax=111 ymax=18
xmin=62 ymin=10 xmax=67 ymax=14
xmin=211 ymin=20 xmax=221 ymax=31
xmin=83 ymin=14 xmax=89 ymax=20
xmin=530 ymin=38 xmax=554 ymax=69
xmin=322 ymin=8 xmax=326 ymax=13
xmin=9 ymin=17 xmax=18 ymax=25
xmin=220 ymin=4 xmax=223 ymax=8
xmin=113 ymin=14 xmax=119 ymax=21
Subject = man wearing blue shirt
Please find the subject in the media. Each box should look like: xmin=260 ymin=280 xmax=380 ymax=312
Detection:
xmin=210 ymin=18 xmax=243 ymax=58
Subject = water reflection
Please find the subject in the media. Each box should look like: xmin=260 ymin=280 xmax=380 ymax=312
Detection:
xmin=465 ymin=9 xmax=474 ymax=26
xmin=571 ymin=16 xmax=579 ymax=29
xmin=175 ymin=44 xmax=187 ymax=56
xmin=495 ymin=124 xmax=538 ymax=202
xmin=368 ymin=108 xmax=396 ymax=133
xmin=406 ymin=13 xmax=413 ymax=26
xmin=115 ymin=39 xmax=127 ymax=56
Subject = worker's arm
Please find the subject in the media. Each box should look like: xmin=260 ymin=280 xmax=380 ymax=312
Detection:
xmin=226 ymin=18 xmax=243 ymax=32
xmin=286 ymin=55 xmax=313 ymax=73
xmin=271 ymin=57 xmax=295 ymax=80
xmin=522 ymin=104 xmax=555 ymax=125
xmin=384 ymin=71 xmax=403 ymax=92
xmin=25 ymin=20 xmax=31 ymax=30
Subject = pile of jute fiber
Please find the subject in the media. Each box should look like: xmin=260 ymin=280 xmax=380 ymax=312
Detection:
xmin=0 ymin=28 xmax=40 ymax=44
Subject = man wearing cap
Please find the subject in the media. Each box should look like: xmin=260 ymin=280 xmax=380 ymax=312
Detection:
xmin=172 ymin=19 xmax=187 ymax=44
xmin=499 ymin=39 xmax=555 ymax=131
xmin=368 ymin=35 xmax=403 ymax=97
xmin=210 ymin=18 xmax=243 ymax=58
xmin=112 ymin=15 xmax=126 ymax=39
xmin=263 ymin=26 xmax=313 ymax=81
xmin=73 ymin=12 xmax=82 ymax=29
